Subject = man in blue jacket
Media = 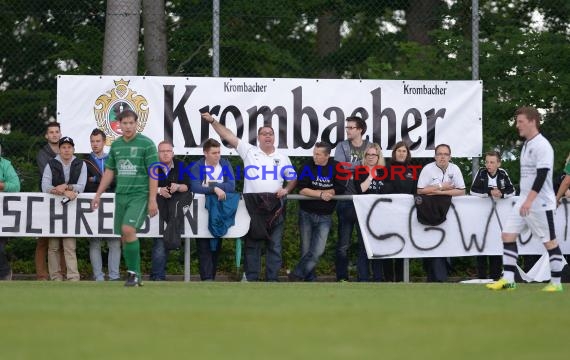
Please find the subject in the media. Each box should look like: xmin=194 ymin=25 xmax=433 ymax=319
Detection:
xmin=190 ymin=138 xmax=236 ymax=281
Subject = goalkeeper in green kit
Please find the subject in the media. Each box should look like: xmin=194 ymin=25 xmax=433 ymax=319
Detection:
xmin=91 ymin=109 xmax=159 ymax=287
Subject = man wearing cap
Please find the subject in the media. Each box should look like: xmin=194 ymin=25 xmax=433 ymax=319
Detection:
xmin=41 ymin=136 xmax=87 ymax=281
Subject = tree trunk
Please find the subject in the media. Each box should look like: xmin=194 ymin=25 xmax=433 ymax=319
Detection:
xmin=102 ymin=0 xmax=141 ymax=75
xmin=142 ymin=0 xmax=168 ymax=75
xmin=406 ymin=0 xmax=442 ymax=45
xmin=316 ymin=11 xmax=341 ymax=79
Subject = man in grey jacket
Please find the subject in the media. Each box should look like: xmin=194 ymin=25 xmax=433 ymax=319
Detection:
xmin=333 ymin=116 xmax=369 ymax=281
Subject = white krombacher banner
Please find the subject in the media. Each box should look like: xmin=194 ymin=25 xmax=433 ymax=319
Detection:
xmin=0 ymin=193 xmax=250 ymax=238
xmin=57 ymin=75 xmax=482 ymax=157
xmin=354 ymin=194 xmax=570 ymax=257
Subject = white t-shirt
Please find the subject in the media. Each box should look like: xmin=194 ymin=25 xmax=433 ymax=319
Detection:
xmin=236 ymin=140 xmax=296 ymax=194
xmin=417 ymin=161 xmax=466 ymax=190
xmin=519 ymin=133 xmax=556 ymax=210
xmin=202 ymin=163 xmax=223 ymax=186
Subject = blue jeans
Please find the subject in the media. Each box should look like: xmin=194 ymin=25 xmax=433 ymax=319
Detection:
xmin=89 ymin=238 xmax=121 ymax=281
xmin=293 ymin=209 xmax=332 ymax=280
xmin=357 ymin=236 xmax=382 ymax=282
xmin=151 ymin=238 xmax=170 ymax=281
xmin=244 ymin=214 xmax=284 ymax=281
xmin=335 ymin=200 xmax=362 ymax=281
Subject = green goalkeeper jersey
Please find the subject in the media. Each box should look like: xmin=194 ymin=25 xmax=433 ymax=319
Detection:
xmin=106 ymin=133 xmax=158 ymax=195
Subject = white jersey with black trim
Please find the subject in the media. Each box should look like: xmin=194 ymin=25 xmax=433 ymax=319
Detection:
xmin=236 ymin=140 xmax=296 ymax=194
xmin=519 ymin=133 xmax=556 ymax=210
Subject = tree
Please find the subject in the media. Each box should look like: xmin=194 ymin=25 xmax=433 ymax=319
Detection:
xmin=142 ymin=0 xmax=167 ymax=75
xmin=0 ymin=0 xmax=106 ymax=135
xmin=102 ymin=0 xmax=141 ymax=75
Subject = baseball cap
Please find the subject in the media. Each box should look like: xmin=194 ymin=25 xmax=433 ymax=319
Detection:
xmin=59 ymin=136 xmax=75 ymax=147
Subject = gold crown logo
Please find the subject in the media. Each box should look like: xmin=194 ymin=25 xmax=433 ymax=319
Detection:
xmin=93 ymin=79 xmax=149 ymax=145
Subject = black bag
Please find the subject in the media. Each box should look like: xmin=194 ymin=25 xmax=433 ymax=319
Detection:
xmin=415 ymin=194 xmax=452 ymax=226
xmin=162 ymin=191 xmax=193 ymax=250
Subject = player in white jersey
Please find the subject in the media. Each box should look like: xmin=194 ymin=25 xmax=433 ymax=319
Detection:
xmin=487 ymin=106 xmax=564 ymax=292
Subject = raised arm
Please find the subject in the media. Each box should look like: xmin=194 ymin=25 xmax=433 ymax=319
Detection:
xmin=201 ymin=112 xmax=239 ymax=149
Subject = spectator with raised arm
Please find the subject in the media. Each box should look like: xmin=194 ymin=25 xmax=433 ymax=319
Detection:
xmin=202 ymin=112 xmax=296 ymax=282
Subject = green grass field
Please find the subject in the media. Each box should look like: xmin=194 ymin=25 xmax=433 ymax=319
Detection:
xmin=0 ymin=282 xmax=568 ymax=360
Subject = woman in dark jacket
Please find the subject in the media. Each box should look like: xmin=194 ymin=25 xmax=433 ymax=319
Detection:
xmin=353 ymin=143 xmax=386 ymax=281
xmin=381 ymin=141 xmax=417 ymax=282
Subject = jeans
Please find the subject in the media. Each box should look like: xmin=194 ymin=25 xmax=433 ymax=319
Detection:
xmin=151 ymin=238 xmax=169 ymax=280
xmin=0 ymin=239 xmax=10 ymax=279
xmin=423 ymin=257 xmax=449 ymax=282
xmin=244 ymin=214 xmax=284 ymax=281
xmin=197 ymin=239 xmax=222 ymax=281
xmin=292 ymin=209 xmax=332 ymax=280
xmin=89 ymin=238 xmax=121 ymax=281
xmin=357 ymin=236 xmax=382 ymax=282
xmin=335 ymin=200 xmax=362 ymax=281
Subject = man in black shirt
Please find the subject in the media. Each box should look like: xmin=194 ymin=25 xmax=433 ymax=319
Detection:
xmin=289 ymin=142 xmax=344 ymax=281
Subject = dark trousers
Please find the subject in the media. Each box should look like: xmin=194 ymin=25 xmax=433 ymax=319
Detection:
xmin=423 ymin=257 xmax=449 ymax=282
xmin=476 ymin=255 xmax=502 ymax=280
xmin=197 ymin=239 xmax=222 ymax=281
xmin=356 ymin=236 xmax=382 ymax=282
xmin=244 ymin=215 xmax=284 ymax=282
xmin=0 ymin=239 xmax=10 ymax=279
xmin=336 ymin=201 xmax=361 ymax=281
xmin=381 ymin=259 xmax=404 ymax=282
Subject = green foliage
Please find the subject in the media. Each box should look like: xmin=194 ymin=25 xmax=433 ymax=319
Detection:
xmin=2 ymin=0 xmax=570 ymax=278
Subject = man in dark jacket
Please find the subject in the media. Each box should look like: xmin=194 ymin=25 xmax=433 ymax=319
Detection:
xmin=41 ymin=136 xmax=87 ymax=281
xmin=150 ymin=140 xmax=191 ymax=281
xmin=35 ymin=122 xmax=65 ymax=280
xmin=190 ymin=138 xmax=236 ymax=281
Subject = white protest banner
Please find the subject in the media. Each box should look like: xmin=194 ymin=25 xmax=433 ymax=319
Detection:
xmin=57 ymin=76 xmax=482 ymax=157
xmin=0 ymin=193 xmax=250 ymax=238
xmin=354 ymin=194 xmax=570 ymax=258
